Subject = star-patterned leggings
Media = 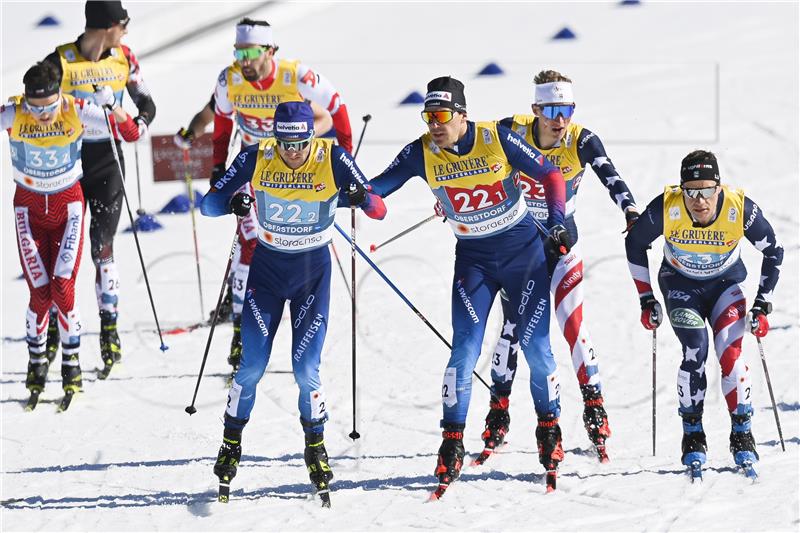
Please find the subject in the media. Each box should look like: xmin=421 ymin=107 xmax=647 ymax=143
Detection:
xmin=657 ymin=265 xmax=753 ymax=417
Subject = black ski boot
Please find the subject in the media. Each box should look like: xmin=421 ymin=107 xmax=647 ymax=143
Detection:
xmin=730 ymin=413 xmax=759 ymax=469
xmin=430 ymin=428 xmax=465 ymax=499
xmin=581 ymin=385 xmax=611 ymax=462
xmin=304 ymin=432 xmax=333 ymax=507
xmin=680 ymin=414 xmax=707 ymax=466
xmin=536 ymin=416 xmax=564 ymax=492
xmin=45 ymin=309 xmax=59 ymax=364
xmin=228 ymin=314 xmax=242 ymax=373
xmin=210 ymin=286 xmax=234 ymax=325
xmin=473 ymin=396 xmax=510 ymax=465
xmin=25 ymin=348 xmax=50 ymax=411
xmin=58 ymin=350 xmax=82 ymax=412
xmin=215 ymin=429 xmax=242 ymax=503
xmin=98 ymin=311 xmax=121 ymax=379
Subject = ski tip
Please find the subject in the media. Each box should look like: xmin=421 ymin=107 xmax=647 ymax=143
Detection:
xmin=369 ymin=244 xmax=376 ymax=253
xmin=428 ymin=484 xmax=448 ymax=501
xmin=218 ymin=481 xmax=230 ymax=503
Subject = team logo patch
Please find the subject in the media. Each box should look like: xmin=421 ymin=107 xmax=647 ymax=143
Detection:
xmin=232 ymin=73 xmax=242 ymax=85
xmin=728 ymin=207 xmax=738 ymax=222
xmin=482 ymin=129 xmax=492 ymax=144
xmin=65 ymin=49 xmax=76 ymax=61
xmin=315 ymin=148 xmax=325 ymax=162
xmin=457 ymin=223 xmax=469 ymax=233
xmin=283 ymin=71 xmax=292 ymax=85
xmin=315 ymin=182 xmax=326 ymax=192
xmin=669 ymin=206 xmax=681 ymax=220
xmin=491 ymin=163 xmax=502 ymax=173
xmin=263 ymin=146 xmax=274 ymax=159
xmin=669 ymin=308 xmax=705 ymax=329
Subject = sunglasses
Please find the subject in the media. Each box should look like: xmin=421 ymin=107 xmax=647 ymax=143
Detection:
xmin=421 ymin=110 xmax=455 ymax=124
xmin=24 ymin=98 xmax=60 ymax=116
xmin=276 ymin=138 xmax=311 ymax=151
xmin=234 ymin=46 xmax=267 ymax=62
xmin=540 ymin=104 xmax=575 ymax=120
xmin=682 ymin=186 xmax=718 ymax=199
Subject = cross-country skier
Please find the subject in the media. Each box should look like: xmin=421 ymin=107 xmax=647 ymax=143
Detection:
xmin=476 ymin=70 xmax=640 ymax=464
xmin=201 ymin=17 xmax=350 ymax=378
xmin=42 ymin=0 xmax=156 ymax=377
xmin=625 ymin=150 xmax=782 ymax=476
xmin=367 ymin=76 xmax=571 ymax=495
xmin=200 ymin=101 xmax=385 ymax=505
xmin=1 ymin=61 xmax=142 ymax=409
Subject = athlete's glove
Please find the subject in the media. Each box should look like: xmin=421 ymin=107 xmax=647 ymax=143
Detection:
xmin=230 ymin=193 xmax=254 ymax=217
xmin=91 ymin=85 xmax=117 ymax=109
xmin=434 ymin=200 xmax=446 ymax=218
xmin=746 ymin=298 xmax=772 ymax=337
xmin=174 ymin=127 xmax=194 ymax=150
xmin=134 ymin=115 xmax=149 ymax=138
xmin=211 ymin=163 xmax=226 ymax=185
xmin=623 ymin=209 xmax=640 ymax=234
xmin=346 ymin=182 xmax=366 ymax=207
xmin=639 ymin=295 xmax=663 ymax=330
xmin=547 ymin=224 xmax=573 ymax=257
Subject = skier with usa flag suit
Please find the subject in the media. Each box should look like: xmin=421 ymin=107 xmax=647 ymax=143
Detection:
xmin=625 ymin=150 xmax=783 ymax=476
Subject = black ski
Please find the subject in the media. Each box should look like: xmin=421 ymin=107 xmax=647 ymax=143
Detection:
xmin=688 ymin=460 xmax=703 ymax=483
xmin=545 ymin=469 xmax=558 ymax=492
xmin=57 ymin=390 xmax=75 ymax=412
xmin=218 ymin=476 xmax=231 ymax=503
xmin=314 ymin=486 xmax=331 ymax=508
xmin=24 ymin=390 xmax=41 ymax=411
xmin=97 ymin=362 xmax=114 ymax=380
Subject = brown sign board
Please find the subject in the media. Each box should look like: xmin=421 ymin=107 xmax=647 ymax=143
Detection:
xmin=151 ymin=134 xmax=214 ymax=182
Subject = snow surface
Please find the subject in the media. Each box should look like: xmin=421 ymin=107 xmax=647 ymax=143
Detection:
xmin=1 ymin=1 xmax=799 ymax=531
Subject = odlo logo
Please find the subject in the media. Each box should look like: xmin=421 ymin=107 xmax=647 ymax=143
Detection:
xmin=669 ymin=308 xmax=705 ymax=329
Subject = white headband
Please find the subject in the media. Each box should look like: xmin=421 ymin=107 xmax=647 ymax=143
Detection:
xmin=235 ymin=24 xmax=274 ymax=47
xmin=534 ymin=82 xmax=574 ymax=105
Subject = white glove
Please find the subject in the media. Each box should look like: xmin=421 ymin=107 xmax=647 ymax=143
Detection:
xmin=134 ymin=116 xmax=148 ymax=138
xmin=92 ymin=85 xmax=117 ymax=109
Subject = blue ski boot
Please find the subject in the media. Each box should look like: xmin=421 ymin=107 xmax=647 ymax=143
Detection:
xmin=730 ymin=413 xmax=758 ymax=478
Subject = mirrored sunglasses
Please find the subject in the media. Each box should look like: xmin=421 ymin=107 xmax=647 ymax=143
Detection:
xmin=541 ymin=104 xmax=575 ymax=120
xmin=682 ymin=186 xmax=718 ymax=199
xmin=276 ymin=138 xmax=311 ymax=151
xmin=421 ymin=110 xmax=455 ymax=124
xmin=24 ymin=98 xmax=60 ymax=116
xmin=234 ymin=46 xmax=266 ymax=62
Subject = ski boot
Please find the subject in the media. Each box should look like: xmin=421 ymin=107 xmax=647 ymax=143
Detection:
xmin=474 ymin=396 xmax=510 ymax=465
xmin=681 ymin=414 xmax=707 ymax=481
xmin=730 ymin=413 xmax=758 ymax=478
xmin=215 ymin=429 xmax=242 ymax=503
xmin=431 ymin=428 xmax=465 ymax=500
xmin=304 ymin=432 xmax=333 ymax=507
xmin=581 ymin=385 xmax=611 ymax=462
xmin=227 ymin=315 xmax=242 ymax=384
xmin=45 ymin=309 xmax=60 ymax=364
xmin=59 ymin=350 xmax=82 ymax=412
xmin=210 ymin=286 xmax=234 ymax=325
xmin=536 ymin=415 xmax=564 ymax=492
xmin=98 ymin=311 xmax=121 ymax=379
xmin=25 ymin=352 xmax=50 ymax=411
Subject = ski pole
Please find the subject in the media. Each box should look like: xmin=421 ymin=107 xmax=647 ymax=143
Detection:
xmin=101 ymin=107 xmax=168 ymax=352
xmin=369 ymin=214 xmax=437 ymax=253
xmin=186 ymin=230 xmax=238 ymax=415
xmin=353 ymin=114 xmax=371 ymax=158
xmin=333 ymin=223 xmax=493 ymax=393
xmin=182 ymin=147 xmax=206 ymax=321
xmin=652 ymin=329 xmax=657 ymax=456
xmin=348 ymin=114 xmax=371 ymax=441
xmin=134 ymin=142 xmax=144 ymax=216
xmin=756 ymin=336 xmax=785 ymax=451
xmin=329 ymin=242 xmax=351 ymax=298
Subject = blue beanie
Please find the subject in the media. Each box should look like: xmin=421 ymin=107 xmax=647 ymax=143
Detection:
xmin=273 ymin=101 xmax=314 ymax=141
